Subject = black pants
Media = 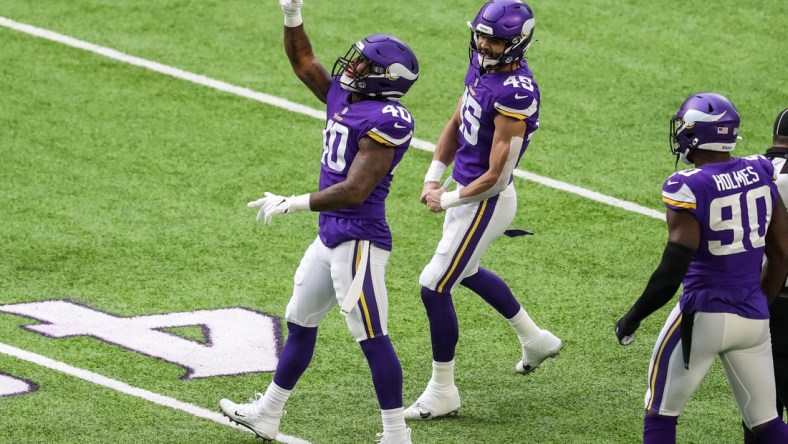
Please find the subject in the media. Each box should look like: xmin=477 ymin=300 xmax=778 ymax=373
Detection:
xmin=743 ymin=297 xmax=788 ymax=442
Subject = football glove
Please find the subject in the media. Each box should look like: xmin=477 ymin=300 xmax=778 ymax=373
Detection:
xmin=615 ymin=314 xmax=639 ymax=346
xmin=247 ymin=192 xmax=310 ymax=225
xmin=279 ymin=0 xmax=303 ymax=27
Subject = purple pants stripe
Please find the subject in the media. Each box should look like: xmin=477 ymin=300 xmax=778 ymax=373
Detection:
xmin=352 ymin=241 xmax=382 ymax=340
xmin=647 ymin=313 xmax=683 ymax=413
xmin=436 ymin=197 xmax=498 ymax=293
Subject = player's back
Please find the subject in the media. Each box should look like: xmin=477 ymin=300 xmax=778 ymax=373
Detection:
xmin=661 ymin=155 xmax=779 ymax=318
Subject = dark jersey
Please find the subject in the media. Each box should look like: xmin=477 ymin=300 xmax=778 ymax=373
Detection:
xmin=661 ymin=155 xmax=779 ymax=318
xmin=452 ymin=57 xmax=540 ymax=186
xmin=318 ymin=81 xmax=415 ymax=250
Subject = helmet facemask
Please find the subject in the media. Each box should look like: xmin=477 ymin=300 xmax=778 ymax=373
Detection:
xmin=331 ymin=35 xmax=419 ymax=102
xmin=467 ymin=22 xmax=532 ymax=72
xmin=332 ymin=44 xmax=387 ymax=98
xmin=468 ymin=22 xmax=530 ymax=70
xmin=466 ymin=0 xmax=535 ymax=72
xmin=670 ymin=115 xmax=696 ymax=164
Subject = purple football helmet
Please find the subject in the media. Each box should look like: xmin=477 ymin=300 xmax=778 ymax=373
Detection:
xmin=331 ymin=34 xmax=419 ymax=101
xmin=670 ymin=92 xmax=740 ymax=164
xmin=467 ymin=0 xmax=536 ymax=71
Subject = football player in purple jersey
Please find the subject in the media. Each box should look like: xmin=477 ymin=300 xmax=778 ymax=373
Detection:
xmin=404 ymin=0 xmax=563 ymax=421
xmin=615 ymin=93 xmax=788 ymax=444
xmin=219 ymin=1 xmax=419 ymax=443
xmin=743 ymin=107 xmax=788 ymax=443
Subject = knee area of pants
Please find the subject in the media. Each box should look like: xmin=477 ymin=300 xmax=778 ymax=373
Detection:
xmin=285 ymin=322 xmax=317 ymax=337
xmin=418 ymin=266 xmax=438 ymax=288
xmin=284 ymin=313 xmax=321 ymax=329
xmin=420 ymin=286 xmax=449 ymax=299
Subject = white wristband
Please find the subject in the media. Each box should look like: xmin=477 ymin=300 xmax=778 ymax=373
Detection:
xmin=284 ymin=12 xmax=303 ymax=27
xmin=424 ymin=160 xmax=447 ymax=183
xmin=440 ymin=190 xmax=462 ymax=209
xmin=289 ymin=193 xmax=311 ymax=212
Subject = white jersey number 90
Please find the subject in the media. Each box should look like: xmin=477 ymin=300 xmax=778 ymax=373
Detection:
xmin=708 ymin=185 xmax=772 ymax=255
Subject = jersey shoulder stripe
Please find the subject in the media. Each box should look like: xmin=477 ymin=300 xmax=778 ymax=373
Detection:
xmin=368 ymin=127 xmax=413 ymax=147
xmin=662 ymin=183 xmax=697 ymax=210
xmin=662 ymin=195 xmax=697 ymax=209
xmin=494 ymin=98 xmax=538 ymax=120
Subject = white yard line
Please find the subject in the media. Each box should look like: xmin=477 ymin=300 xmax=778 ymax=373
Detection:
xmin=513 ymin=170 xmax=665 ymax=220
xmin=0 ymin=14 xmax=663 ymax=443
xmin=0 ymin=15 xmax=666 ymax=222
xmin=0 ymin=342 xmax=311 ymax=444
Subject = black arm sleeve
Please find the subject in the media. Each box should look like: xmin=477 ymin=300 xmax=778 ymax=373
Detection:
xmin=625 ymin=242 xmax=694 ymax=323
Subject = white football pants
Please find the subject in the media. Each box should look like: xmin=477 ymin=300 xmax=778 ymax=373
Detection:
xmin=645 ymin=303 xmax=778 ymax=428
xmin=285 ymin=236 xmax=390 ymax=342
xmin=419 ymin=183 xmax=517 ymax=294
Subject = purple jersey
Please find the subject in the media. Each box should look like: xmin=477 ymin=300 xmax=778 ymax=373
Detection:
xmin=318 ymin=81 xmax=415 ymax=251
xmin=661 ymin=155 xmax=779 ymax=318
xmin=452 ymin=57 xmax=540 ymax=186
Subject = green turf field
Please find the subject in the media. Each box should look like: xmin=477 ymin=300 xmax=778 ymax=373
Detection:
xmin=1 ymin=1 xmax=786 ymax=443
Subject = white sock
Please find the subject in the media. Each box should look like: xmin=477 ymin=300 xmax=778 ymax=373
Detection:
xmin=428 ymin=360 xmax=455 ymax=390
xmin=381 ymin=408 xmax=407 ymax=436
xmin=261 ymin=381 xmax=291 ymax=414
xmin=508 ymin=308 xmax=541 ymax=344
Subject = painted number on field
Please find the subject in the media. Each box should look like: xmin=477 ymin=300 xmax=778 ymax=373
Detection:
xmin=0 ymin=301 xmax=281 ymax=379
xmin=0 ymin=372 xmax=38 ymax=397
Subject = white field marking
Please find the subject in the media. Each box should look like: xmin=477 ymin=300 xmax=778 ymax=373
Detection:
xmin=0 ymin=16 xmax=666 ymax=222
xmin=0 ymin=342 xmax=311 ymax=444
xmin=513 ymin=170 xmax=666 ymax=220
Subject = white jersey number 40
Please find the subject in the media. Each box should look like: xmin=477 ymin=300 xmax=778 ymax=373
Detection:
xmin=322 ymin=120 xmax=350 ymax=172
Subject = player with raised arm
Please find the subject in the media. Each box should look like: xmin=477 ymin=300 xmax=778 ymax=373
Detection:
xmin=404 ymin=0 xmax=562 ymax=421
xmin=615 ymin=93 xmax=788 ymax=443
xmin=219 ymin=1 xmax=419 ymax=442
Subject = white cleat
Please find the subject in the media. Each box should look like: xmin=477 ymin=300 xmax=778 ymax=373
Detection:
xmin=219 ymin=393 xmax=283 ymax=441
xmin=376 ymin=427 xmax=413 ymax=444
xmin=516 ymin=329 xmax=563 ymax=375
xmin=404 ymin=385 xmax=461 ymax=420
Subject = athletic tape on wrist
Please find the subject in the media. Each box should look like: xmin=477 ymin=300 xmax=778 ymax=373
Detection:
xmin=424 ymin=160 xmax=447 ymax=183
xmin=440 ymin=190 xmax=462 ymax=209
xmin=290 ymin=193 xmax=311 ymax=212
xmin=283 ymin=12 xmax=302 ymax=27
